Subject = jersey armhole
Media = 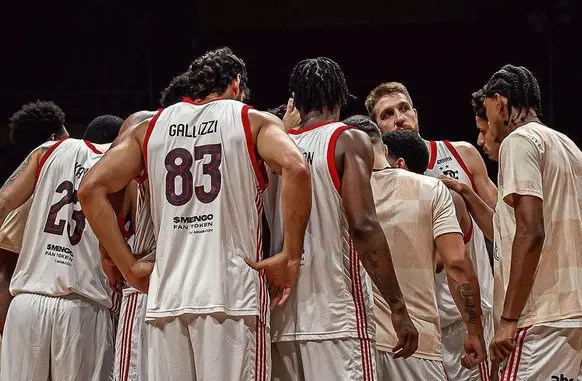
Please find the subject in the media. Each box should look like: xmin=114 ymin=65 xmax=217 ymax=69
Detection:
xmin=241 ymin=105 xmax=268 ymax=192
xmin=327 ymin=126 xmax=352 ymax=194
xmin=463 ymin=220 xmax=474 ymax=244
xmin=35 ymin=137 xmax=69 ymax=182
xmin=427 ymin=140 xmax=437 ymax=169
xmin=136 ymin=108 xmax=163 ymax=184
xmin=443 ymin=140 xmax=476 ymax=192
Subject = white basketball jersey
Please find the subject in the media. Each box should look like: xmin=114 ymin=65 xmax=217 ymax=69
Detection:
xmin=427 ymin=140 xmax=494 ymax=326
xmin=10 ymin=138 xmax=112 ymax=308
xmin=132 ymin=180 xmax=156 ymax=261
xmin=144 ymin=98 xmax=269 ymax=323
xmin=270 ymin=121 xmax=375 ymax=342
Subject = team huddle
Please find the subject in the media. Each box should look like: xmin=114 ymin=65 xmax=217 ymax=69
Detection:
xmin=0 ymin=47 xmax=580 ymax=381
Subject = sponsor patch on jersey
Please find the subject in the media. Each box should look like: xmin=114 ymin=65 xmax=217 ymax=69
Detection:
xmin=173 ymin=214 xmax=214 ymax=234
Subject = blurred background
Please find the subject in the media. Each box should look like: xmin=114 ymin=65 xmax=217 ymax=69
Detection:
xmin=1 ymin=0 xmax=580 ymax=182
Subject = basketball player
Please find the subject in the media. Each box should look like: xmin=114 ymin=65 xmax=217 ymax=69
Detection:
xmin=367 ymin=82 xmax=495 ymax=381
xmin=345 ymin=115 xmax=486 ymax=380
xmin=365 ymin=82 xmax=497 ymax=208
xmin=439 ymin=89 xmax=497 ymax=243
xmin=0 ymin=101 xmax=70 ymax=334
xmin=268 ymin=58 xmax=417 ymax=381
xmin=483 ymin=65 xmax=582 ymax=380
xmin=111 ymin=71 xmax=195 ymax=381
xmin=0 ymin=119 xmax=122 ymax=380
xmin=79 ymin=47 xmax=312 ymax=381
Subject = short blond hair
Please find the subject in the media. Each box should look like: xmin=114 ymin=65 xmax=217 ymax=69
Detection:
xmin=365 ymin=82 xmax=414 ymax=120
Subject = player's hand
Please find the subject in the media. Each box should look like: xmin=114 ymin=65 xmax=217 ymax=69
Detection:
xmin=438 ymin=175 xmax=465 ymax=194
xmin=390 ymin=308 xmax=419 ymax=359
xmin=246 ymin=252 xmax=301 ymax=311
xmin=102 ymin=258 xmax=125 ymax=292
xmin=461 ymin=334 xmax=487 ymax=369
xmin=490 ymin=319 xmax=517 ymax=362
xmin=127 ymin=261 xmax=154 ymax=294
xmin=490 ymin=359 xmax=501 ymax=381
xmin=282 ymin=97 xmax=300 ymax=130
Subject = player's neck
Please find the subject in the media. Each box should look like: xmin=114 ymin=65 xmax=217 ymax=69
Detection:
xmin=512 ymin=112 xmax=540 ymax=129
xmin=298 ymin=108 xmax=339 ymax=129
xmin=195 ymin=92 xmax=229 ymax=104
xmin=373 ymin=143 xmax=391 ymax=170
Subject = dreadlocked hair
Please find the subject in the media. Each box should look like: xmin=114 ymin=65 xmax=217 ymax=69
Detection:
xmin=289 ymin=57 xmax=351 ymax=113
xmin=471 ymin=87 xmax=487 ymax=120
xmin=484 ymin=64 xmax=542 ymax=125
xmin=188 ymin=47 xmax=249 ymax=100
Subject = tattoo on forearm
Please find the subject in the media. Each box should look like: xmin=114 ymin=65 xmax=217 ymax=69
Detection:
xmin=361 ymin=249 xmax=403 ymax=306
xmin=457 ymin=283 xmax=477 ymax=324
xmin=1 ymin=153 xmax=32 ymax=191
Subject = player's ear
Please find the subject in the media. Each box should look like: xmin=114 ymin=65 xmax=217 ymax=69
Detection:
xmin=383 ymin=144 xmax=388 ymax=159
xmin=396 ymin=157 xmax=408 ymax=170
xmin=232 ymin=74 xmax=241 ymax=97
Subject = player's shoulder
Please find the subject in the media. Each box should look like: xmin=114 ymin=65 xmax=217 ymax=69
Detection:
xmin=447 ymin=140 xmax=480 ymax=155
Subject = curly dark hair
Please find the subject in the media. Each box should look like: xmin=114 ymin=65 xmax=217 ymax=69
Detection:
xmin=382 ymin=130 xmax=429 ymax=175
xmin=471 ymin=87 xmax=487 ymax=120
xmin=188 ymin=47 xmax=249 ymax=100
xmin=83 ymin=115 xmax=124 ymax=144
xmin=289 ymin=57 xmax=352 ymax=114
xmin=9 ymin=100 xmax=66 ymax=153
xmin=342 ymin=115 xmax=381 ymax=142
xmin=484 ymin=64 xmax=542 ymax=125
xmin=268 ymin=104 xmax=287 ymax=120
xmin=160 ymin=72 xmax=194 ymax=107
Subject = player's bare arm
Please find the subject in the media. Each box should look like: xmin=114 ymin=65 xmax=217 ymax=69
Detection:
xmin=78 ymin=121 xmax=152 ymax=293
xmin=0 ymin=144 xmax=50 ymax=226
xmin=436 ymin=191 xmax=486 ymax=368
xmin=440 ymin=175 xmax=495 ymax=241
xmin=247 ymin=109 xmax=312 ymax=309
xmin=337 ymin=128 xmax=418 ymax=359
xmin=490 ymin=194 xmax=544 ymax=362
xmin=454 ymin=141 xmax=497 ymax=209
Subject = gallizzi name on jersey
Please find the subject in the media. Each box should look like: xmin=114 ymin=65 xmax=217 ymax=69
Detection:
xmin=169 ymin=120 xmax=218 ymax=138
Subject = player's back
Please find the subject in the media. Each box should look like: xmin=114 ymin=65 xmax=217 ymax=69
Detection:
xmin=144 ymin=98 xmax=268 ymax=322
xmin=10 ymin=138 xmax=112 ymax=307
xmin=496 ymin=122 xmax=582 ymax=326
xmin=270 ymin=121 xmax=374 ymax=342
xmin=371 ymin=167 xmax=459 ymax=360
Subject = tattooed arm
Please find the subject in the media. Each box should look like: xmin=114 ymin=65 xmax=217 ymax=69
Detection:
xmin=336 ymin=129 xmax=418 ymax=359
xmin=0 ymin=144 xmax=50 ymax=226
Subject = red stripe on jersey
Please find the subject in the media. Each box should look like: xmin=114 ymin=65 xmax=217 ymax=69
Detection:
xmin=464 ymin=220 xmax=474 ymax=244
xmin=123 ymin=293 xmax=139 ymax=381
xmin=349 ymin=239 xmax=373 ymax=380
xmin=288 ymin=120 xmax=337 ymax=135
xmin=136 ymin=108 xmax=163 ymax=184
xmin=35 ymin=137 xmax=69 ymax=182
xmin=84 ymin=140 xmax=102 ymax=154
xmin=327 ymin=126 xmax=352 ymax=193
xmin=428 ymin=141 xmax=437 ymax=169
xmin=511 ymin=328 xmax=528 ymax=381
xmin=242 ymin=105 xmax=268 ymax=192
xmin=443 ymin=141 xmax=476 ymax=191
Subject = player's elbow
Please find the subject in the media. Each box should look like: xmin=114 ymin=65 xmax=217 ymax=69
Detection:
xmin=282 ymin=152 xmax=311 ymax=189
xmin=78 ymin=174 xmax=106 ymax=207
xmin=517 ymin=223 xmax=545 ymax=248
xmin=351 ymin=217 xmax=383 ymax=249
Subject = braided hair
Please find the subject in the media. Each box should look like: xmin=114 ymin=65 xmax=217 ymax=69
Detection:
xmin=471 ymin=87 xmax=487 ymax=120
xmin=188 ymin=47 xmax=249 ymax=100
xmin=484 ymin=65 xmax=542 ymax=125
xmin=289 ymin=57 xmax=351 ymax=113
